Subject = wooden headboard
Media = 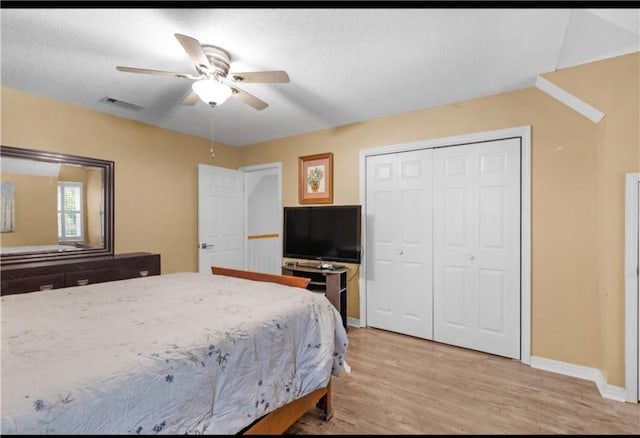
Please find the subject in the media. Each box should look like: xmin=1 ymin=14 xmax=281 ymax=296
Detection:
xmin=210 ymin=266 xmax=311 ymax=289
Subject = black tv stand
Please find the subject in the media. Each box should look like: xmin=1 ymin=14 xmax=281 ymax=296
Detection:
xmin=282 ymin=262 xmax=348 ymax=330
xmin=287 ymin=261 xmax=340 ymax=270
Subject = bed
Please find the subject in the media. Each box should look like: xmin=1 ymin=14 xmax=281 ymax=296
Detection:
xmin=0 ymin=266 xmax=349 ymax=434
xmin=0 ymin=243 xmax=83 ymax=255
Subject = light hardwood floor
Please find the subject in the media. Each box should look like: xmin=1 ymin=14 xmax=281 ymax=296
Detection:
xmin=287 ymin=327 xmax=640 ymax=434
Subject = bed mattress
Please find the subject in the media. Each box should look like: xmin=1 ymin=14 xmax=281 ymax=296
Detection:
xmin=1 ymin=272 xmax=348 ymax=434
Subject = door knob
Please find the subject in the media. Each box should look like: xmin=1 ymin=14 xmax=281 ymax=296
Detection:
xmin=468 ymin=255 xmax=475 ymax=260
xmin=200 ymin=243 xmax=214 ymax=249
xmin=398 ymin=249 xmax=403 ymax=255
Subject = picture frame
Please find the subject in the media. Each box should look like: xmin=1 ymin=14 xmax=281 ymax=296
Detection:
xmin=298 ymin=152 xmax=333 ymax=204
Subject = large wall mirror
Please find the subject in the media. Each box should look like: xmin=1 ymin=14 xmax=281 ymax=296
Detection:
xmin=0 ymin=145 xmax=114 ymax=265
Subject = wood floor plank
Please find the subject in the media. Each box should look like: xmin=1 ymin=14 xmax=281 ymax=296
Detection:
xmin=287 ymin=327 xmax=640 ymax=434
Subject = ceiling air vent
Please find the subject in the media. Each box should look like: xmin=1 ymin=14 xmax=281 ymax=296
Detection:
xmin=99 ymin=96 xmax=143 ymax=111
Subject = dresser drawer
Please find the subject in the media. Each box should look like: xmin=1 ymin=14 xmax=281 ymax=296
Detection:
xmin=1 ymin=253 xmax=161 ymax=296
xmin=66 ymin=267 xmax=118 ymax=287
xmin=116 ymin=254 xmax=161 ymax=280
xmin=1 ymin=273 xmax=66 ymax=295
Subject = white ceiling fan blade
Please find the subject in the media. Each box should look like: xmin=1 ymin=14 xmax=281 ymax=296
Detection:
xmin=174 ymin=33 xmax=211 ymax=72
xmin=230 ymin=86 xmax=268 ymax=110
xmin=116 ymin=66 xmax=195 ymax=79
xmin=228 ymin=71 xmax=290 ymax=83
xmin=180 ymin=89 xmax=200 ymax=106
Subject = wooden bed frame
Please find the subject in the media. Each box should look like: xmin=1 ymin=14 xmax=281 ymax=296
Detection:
xmin=210 ymin=266 xmax=333 ymax=434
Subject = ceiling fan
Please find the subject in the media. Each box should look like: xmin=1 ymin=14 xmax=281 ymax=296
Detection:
xmin=116 ymin=33 xmax=289 ymax=110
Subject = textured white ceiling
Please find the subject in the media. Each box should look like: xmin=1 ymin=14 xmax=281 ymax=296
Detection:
xmin=1 ymin=8 xmax=638 ymax=147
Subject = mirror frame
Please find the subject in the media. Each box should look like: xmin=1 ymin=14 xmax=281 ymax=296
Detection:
xmin=0 ymin=145 xmax=114 ymax=265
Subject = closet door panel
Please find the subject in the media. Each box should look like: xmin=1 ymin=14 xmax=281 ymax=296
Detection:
xmin=366 ymin=149 xmax=433 ymax=339
xmin=433 ymin=138 xmax=521 ymax=359
xmin=366 ymin=155 xmax=399 ymax=331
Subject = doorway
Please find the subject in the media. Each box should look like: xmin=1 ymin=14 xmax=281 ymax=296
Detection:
xmin=624 ymin=172 xmax=640 ymax=402
xmin=241 ymin=163 xmax=283 ymax=275
xmin=197 ymin=162 xmax=281 ymax=275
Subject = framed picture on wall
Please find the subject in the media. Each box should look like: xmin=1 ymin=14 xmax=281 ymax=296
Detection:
xmin=298 ymin=152 xmax=333 ymax=204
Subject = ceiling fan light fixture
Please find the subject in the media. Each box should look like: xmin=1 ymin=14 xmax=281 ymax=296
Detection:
xmin=192 ymin=79 xmax=232 ymax=107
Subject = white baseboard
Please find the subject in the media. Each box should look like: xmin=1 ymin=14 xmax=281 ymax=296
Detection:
xmin=530 ymin=356 xmax=627 ymax=402
xmin=346 ymin=321 xmax=629 ymax=402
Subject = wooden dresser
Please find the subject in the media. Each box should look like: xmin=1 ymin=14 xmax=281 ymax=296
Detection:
xmin=0 ymin=252 xmax=160 ymax=296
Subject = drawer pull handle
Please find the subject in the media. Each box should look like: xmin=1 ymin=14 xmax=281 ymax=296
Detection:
xmin=77 ymin=279 xmax=89 ymax=286
xmin=39 ymin=284 xmax=54 ymax=291
xmin=139 ymin=270 xmax=149 ymax=277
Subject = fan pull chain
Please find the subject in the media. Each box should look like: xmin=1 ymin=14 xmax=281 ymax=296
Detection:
xmin=209 ymin=106 xmax=216 ymax=159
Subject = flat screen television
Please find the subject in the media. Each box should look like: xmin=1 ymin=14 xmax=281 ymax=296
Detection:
xmin=283 ymin=205 xmax=362 ymax=264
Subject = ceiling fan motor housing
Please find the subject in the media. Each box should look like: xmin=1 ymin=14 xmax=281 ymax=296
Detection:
xmin=201 ymin=45 xmax=231 ymax=79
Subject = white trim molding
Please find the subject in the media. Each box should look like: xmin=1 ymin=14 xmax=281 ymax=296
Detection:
xmin=530 ymin=356 xmax=627 ymax=402
xmin=535 ymin=76 xmax=605 ymax=123
xmin=358 ymin=125 xmax=532 ymax=365
xmin=625 ymin=173 xmax=640 ymax=402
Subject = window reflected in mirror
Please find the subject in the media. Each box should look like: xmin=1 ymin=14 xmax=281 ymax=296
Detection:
xmin=0 ymin=181 xmax=15 ymax=233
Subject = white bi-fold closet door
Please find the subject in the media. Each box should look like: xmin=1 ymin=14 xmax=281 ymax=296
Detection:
xmin=366 ymin=137 xmax=521 ymax=359
xmin=365 ymin=148 xmax=434 ymax=339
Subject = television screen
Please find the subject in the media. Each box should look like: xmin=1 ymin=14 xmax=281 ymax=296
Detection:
xmin=283 ymin=205 xmax=362 ymax=264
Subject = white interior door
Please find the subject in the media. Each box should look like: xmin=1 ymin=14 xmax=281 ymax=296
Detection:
xmin=433 ymin=138 xmax=521 ymax=359
xmin=365 ymin=149 xmax=433 ymax=339
xmin=624 ymin=174 xmax=640 ymax=401
xmin=624 ymin=173 xmax=640 ymax=403
xmin=198 ymin=164 xmax=244 ymax=273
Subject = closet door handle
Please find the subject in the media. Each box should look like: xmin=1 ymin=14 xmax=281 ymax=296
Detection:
xmin=398 ymin=249 xmax=403 ymax=255
xmin=468 ymin=255 xmax=475 ymax=261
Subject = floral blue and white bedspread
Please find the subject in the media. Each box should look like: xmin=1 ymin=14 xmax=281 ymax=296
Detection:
xmin=1 ymin=272 xmax=348 ymax=434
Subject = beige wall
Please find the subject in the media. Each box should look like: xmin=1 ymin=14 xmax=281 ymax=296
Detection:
xmin=542 ymin=53 xmax=640 ymax=387
xmin=238 ymin=53 xmax=639 ymax=387
xmin=1 ymin=87 xmax=241 ymax=273
xmin=1 ymin=52 xmax=638 ymax=389
xmin=242 ymin=86 xmax=602 ymax=364
xmin=1 ymin=166 xmax=111 ymax=249
xmin=0 ymin=173 xmax=58 ymax=246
